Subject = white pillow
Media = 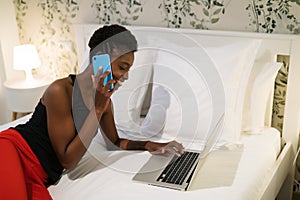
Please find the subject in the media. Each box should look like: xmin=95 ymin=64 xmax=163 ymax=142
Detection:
xmin=141 ymin=48 xmax=213 ymax=147
xmin=242 ymin=62 xmax=282 ymax=133
xmin=111 ymin=49 xmax=156 ymax=138
xmin=205 ymin=39 xmax=261 ymax=144
xmin=141 ymin=39 xmax=261 ymax=146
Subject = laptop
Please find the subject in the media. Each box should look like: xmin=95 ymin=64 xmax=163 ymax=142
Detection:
xmin=132 ymin=114 xmax=224 ymax=191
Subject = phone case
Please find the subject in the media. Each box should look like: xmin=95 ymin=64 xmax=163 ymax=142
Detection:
xmin=92 ymin=54 xmax=114 ymax=90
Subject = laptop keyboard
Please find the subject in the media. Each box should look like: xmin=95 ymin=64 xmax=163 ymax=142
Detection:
xmin=156 ymin=151 xmax=200 ymax=185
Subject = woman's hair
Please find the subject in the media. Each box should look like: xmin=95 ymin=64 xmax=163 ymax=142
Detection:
xmin=88 ymin=24 xmax=138 ymax=61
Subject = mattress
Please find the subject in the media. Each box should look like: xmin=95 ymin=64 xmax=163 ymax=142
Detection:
xmin=48 ymin=127 xmax=281 ymax=200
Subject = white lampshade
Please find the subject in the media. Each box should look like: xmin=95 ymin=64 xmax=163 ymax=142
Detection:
xmin=13 ymin=44 xmax=41 ymax=81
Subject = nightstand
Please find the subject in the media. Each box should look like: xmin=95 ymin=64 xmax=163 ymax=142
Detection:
xmin=4 ymin=77 xmax=53 ymax=121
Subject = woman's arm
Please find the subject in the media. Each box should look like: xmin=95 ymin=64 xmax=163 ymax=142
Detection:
xmin=43 ymin=81 xmax=98 ymax=170
xmin=44 ymin=72 xmax=114 ymax=170
xmin=100 ymin=102 xmax=184 ymax=156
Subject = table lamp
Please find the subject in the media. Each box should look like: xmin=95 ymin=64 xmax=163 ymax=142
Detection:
xmin=13 ymin=44 xmax=41 ymax=81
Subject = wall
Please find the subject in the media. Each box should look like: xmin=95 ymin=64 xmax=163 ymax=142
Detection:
xmin=13 ymin=0 xmax=300 ymax=78
xmin=0 ymin=0 xmax=21 ymax=124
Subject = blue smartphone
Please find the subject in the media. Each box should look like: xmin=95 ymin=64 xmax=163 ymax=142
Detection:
xmin=92 ymin=54 xmax=114 ymax=90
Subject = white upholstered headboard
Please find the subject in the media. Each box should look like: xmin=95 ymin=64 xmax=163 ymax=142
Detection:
xmin=73 ymin=24 xmax=300 ymax=153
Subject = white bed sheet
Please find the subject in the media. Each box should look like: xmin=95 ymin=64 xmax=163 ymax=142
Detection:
xmin=0 ymin=115 xmax=280 ymax=199
xmin=48 ymin=127 xmax=280 ymax=200
xmin=0 ymin=114 xmax=32 ymax=131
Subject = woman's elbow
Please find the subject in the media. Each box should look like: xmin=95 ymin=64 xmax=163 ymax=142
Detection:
xmin=60 ymin=160 xmax=78 ymax=170
xmin=58 ymin=154 xmax=79 ymax=170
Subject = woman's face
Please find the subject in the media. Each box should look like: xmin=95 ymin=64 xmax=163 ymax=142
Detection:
xmin=111 ymin=51 xmax=134 ymax=83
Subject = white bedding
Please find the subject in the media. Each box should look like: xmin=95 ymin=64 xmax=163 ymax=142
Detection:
xmin=48 ymin=127 xmax=280 ymax=200
xmin=0 ymin=106 xmax=281 ymax=200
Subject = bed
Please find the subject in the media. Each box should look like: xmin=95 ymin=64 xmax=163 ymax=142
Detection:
xmin=1 ymin=24 xmax=300 ymax=199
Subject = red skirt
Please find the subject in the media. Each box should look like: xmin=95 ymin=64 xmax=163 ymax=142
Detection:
xmin=0 ymin=128 xmax=52 ymax=200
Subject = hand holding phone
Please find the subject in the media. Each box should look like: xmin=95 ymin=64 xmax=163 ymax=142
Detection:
xmin=92 ymin=54 xmax=114 ymax=90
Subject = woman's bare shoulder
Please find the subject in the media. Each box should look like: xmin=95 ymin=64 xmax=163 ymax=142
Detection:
xmin=43 ymin=76 xmax=73 ymax=105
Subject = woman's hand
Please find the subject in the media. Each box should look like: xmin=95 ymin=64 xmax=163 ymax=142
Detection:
xmin=92 ymin=67 xmax=116 ymax=118
xmin=145 ymin=141 xmax=184 ymax=157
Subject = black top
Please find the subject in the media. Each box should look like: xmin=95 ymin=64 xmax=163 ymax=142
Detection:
xmin=14 ymin=74 xmax=90 ymax=186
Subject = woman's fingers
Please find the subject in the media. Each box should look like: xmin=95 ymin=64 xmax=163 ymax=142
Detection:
xmin=104 ymin=79 xmax=116 ymax=92
xmin=164 ymin=145 xmax=183 ymax=157
xmin=167 ymin=141 xmax=184 ymax=155
xmin=97 ymin=70 xmax=109 ymax=89
xmin=95 ymin=67 xmax=103 ymax=80
xmin=150 ymin=141 xmax=184 ymax=157
xmin=95 ymin=70 xmax=115 ymax=91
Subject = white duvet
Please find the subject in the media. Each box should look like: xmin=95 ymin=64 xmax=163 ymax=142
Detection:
xmin=49 ymin=127 xmax=280 ymax=200
xmin=0 ymin=114 xmax=280 ymax=200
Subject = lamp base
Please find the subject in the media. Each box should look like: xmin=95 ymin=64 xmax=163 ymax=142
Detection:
xmin=24 ymin=68 xmax=34 ymax=82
